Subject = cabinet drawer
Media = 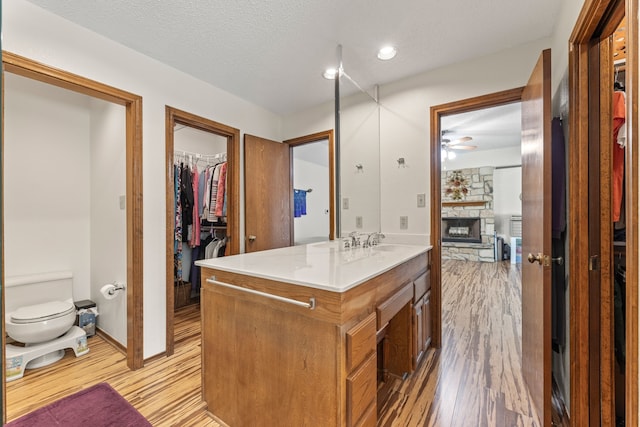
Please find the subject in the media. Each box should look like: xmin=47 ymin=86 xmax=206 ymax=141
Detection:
xmin=377 ymin=282 xmax=413 ymax=330
xmin=346 ymin=312 xmax=376 ymax=372
xmin=347 ymin=352 xmax=377 ymax=427
xmin=413 ymin=270 xmax=430 ymax=300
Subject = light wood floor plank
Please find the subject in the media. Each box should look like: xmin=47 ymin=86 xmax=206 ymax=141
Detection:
xmin=378 ymin=259 xmax=543 ymax=427
xmin=6 ymin=260 xmax=564 ymax=426
xmin=6 ymin=303 xmax=220 ymax=426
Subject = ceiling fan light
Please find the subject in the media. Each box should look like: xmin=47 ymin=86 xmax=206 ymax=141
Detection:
xmin=323 ymin=68 xmax=338 ymax=79
xmin=377 ymin=46 xmax=397 ymax=61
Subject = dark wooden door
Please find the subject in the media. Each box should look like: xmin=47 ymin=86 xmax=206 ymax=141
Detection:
xmin=244 ymin=134 xmax=291 ymax=252
xmin=520 ymin=48 xmax=552 ymax=427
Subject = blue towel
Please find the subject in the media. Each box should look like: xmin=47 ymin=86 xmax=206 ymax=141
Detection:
xmin=294 ymin=189 xmax=307 ymax=218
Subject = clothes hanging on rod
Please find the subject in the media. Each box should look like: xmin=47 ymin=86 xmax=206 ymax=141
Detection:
xmin=173 ymin=150 xmax=228 ymax=285
xmin=612 ymin=89 xmax=626 ymax=223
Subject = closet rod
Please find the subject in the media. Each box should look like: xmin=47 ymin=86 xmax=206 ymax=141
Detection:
xmin=174 ymin=150 xmax=226 ymax=161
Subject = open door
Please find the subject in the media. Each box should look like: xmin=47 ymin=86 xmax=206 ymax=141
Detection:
xmin=521 ymin=49 xmax=552 ymax=426
xmin=244 ymin=134 xmax=291 ymax=252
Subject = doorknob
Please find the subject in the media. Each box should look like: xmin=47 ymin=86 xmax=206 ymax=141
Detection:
xmin=527 ymin=252 xmax=550 ymax=266
xmin=248 ymin=235 xmax=257 ymax=242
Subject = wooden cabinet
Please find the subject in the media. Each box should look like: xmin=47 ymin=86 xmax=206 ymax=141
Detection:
xmin=413 ymin=290 xmax=432 ymax=368
xmin=200 ymin=249 xmax=430 ymax=426
xmin=346 ymin=313 xmax=377 ymax=427
xmin=412 ymin=269 xmax=432 ymax=368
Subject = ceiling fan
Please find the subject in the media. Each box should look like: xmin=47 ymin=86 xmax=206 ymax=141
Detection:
xmin=441 ymin=133 xmax=477 ymax=150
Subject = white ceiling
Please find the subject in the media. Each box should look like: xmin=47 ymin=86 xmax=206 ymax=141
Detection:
xmin=441 ymin=102 xmax=522 ymax=153
xmin=24 ymin=0 xmax=562 ymax=115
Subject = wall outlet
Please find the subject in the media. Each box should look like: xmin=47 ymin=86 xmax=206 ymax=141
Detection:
xmin=400 ymin=216 xmax=408 ymax=229
xmin=417 ymin=193 xmax=426 ymax=208
xmin=342 ymin=197 xmax=349 ymax=210
xmin=119 ymin=195 xmax=126 ymax=210
xmin=356 ymin=216 xmax=363 ymax=229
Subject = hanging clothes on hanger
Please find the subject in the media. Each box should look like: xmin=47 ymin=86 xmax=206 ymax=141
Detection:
xmin=180 ymin=163 xmax=194 ymax=242
xmin=174 ymin=163 xmax=183 ymax=282
xmin=551 ymin=117 xmax=567 ymax=352
xmin=190 ymin=164 xmax=201 ymax=248
xmin=214 ymin=162 xmax=227 ymax=218
xmin=612 ymin=89 xmax=626 ymax=223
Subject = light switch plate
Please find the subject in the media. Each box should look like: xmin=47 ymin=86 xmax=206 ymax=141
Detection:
xmin=119 ymin=195 xmax=126 ymax=210
xmin=356 ymin=216 xmax=363 ymax=228
xmin=342 ymin=197 xmax=349 ymax=210
xmin=417 ymin=193 xmax=426 ymax=207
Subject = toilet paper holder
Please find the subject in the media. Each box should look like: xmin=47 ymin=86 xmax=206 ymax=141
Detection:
xmin=107 ymin=282 xmax=126 ymax=295
xmin=100 ymin=282 xmax=126 ymax=299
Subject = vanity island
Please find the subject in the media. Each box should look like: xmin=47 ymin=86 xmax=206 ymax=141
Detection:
xmin=196 ymin=240 xmax=432 ymax=426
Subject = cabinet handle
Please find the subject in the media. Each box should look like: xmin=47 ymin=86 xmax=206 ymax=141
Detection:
xmin=206 ymin=277 xmax=316 ymax=310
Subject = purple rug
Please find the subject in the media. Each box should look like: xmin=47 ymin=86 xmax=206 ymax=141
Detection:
xmin=6 ymin=382 xmax=152 ymax=427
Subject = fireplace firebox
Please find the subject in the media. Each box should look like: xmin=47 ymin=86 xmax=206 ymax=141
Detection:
xmin=442 ymin=217 xmax=481 ymax=243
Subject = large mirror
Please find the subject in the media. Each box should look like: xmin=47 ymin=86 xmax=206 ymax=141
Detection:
xmin=337 ymin=73 xmax=381 ymax=237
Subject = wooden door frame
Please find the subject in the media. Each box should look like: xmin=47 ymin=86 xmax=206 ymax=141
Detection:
xmin=164 ymin=106 xmax=240 ymax=357
xmin=429 ymin=87 xmax=524 ymax=349
xmin=1 ymin=51 xmax=144 ymax=421
xmin=569 ymin=0 xmax=639 ymax=425
xmin=284 ymin=130 xmax=336 ymax=242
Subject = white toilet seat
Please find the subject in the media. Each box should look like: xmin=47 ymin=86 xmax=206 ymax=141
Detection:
xmin=10 ymin=301 xmax=75 ymax=324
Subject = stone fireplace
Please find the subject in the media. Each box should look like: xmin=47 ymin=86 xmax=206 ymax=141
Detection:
xmin=441 ymin=167 xmax=495 ymax=262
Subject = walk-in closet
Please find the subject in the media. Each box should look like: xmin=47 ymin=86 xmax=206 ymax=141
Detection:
xmin=611 ymin=16 xmax=627 ymax=425
xmin=172 ymin=125 xmax=228 ymax=309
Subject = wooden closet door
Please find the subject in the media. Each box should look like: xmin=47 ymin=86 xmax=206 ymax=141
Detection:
xmin=244 ymin=134 xmax=292 ymax=252
xmin=521 ymin=49 xmax=552 ymax=427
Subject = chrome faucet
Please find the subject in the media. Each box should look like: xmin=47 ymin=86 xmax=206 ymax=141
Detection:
xmin=348 ymin=231 xmax=361 ymax=248
xmin=365 ymin=232 xmax=386 ymax=247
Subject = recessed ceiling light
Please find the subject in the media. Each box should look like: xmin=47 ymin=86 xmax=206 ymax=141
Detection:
xmin=323 ymin=68 xmax=338 ymax=79
xmin=377 ymin=46 xmax=397 ymax=61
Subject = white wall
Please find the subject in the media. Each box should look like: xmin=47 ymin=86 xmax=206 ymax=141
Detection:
xmin=5 ymin=0 xmax=282 ymax=358
xmin=293 ymin=157 xmax=330 ymax=244
xmin=339 ymin=91 xmax=381 ymax=235
xmin=4 ymin=73 xmax=92 ymax=300
xmin=444 ymin=146 xmax=521 ymax=170
xmin=90 ymin=99 xmax=127 ymax=344
xmin=493 ymin=166 xmax=523 ymax=242
xmin=174 ymin=126 xmax=227 ymax=156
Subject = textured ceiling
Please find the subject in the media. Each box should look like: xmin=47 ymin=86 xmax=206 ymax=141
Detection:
xmin=24 ymin=0 xmax=562 ymax=115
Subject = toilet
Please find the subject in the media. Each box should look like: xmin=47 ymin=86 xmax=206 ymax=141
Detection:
xmin=5 ymin=271 xmax=89 ymax=381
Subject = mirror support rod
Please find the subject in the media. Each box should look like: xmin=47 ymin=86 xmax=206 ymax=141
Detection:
xmin=335 ymin=44 xmax=342 ymax=238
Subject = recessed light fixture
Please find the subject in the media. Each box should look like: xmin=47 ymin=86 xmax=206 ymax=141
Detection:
xmin=377 ymin=46 xmax=397 ymax=61
xmin=323 ymin=68 xmax=338 ymax=80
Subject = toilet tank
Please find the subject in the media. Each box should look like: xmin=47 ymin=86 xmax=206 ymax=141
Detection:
xmin=5 ymin=271 xmax=74 ymax=312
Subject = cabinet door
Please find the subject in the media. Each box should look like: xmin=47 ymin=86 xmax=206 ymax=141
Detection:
xmin=423 ymin=290 xmax=432 ymax=349
xmin=413 ymin=296 xmax=425 ymax=368
xmin=347 ymin=353 xmax=377 ymax=427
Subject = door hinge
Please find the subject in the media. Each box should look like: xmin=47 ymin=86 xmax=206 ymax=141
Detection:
xmin=589 ymin=255 xmax=600 ymax=271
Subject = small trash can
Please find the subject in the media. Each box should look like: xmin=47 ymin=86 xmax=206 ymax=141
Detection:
xmin=75 ymin=300 xmax=98 ymax=337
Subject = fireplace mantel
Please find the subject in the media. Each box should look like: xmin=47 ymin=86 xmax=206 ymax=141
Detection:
xmin=442 ymin=201 xmax=486 ymax=207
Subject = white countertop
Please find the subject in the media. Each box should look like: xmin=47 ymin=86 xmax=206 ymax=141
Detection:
xmin=195 ymin=241 xmax=431 ymax=293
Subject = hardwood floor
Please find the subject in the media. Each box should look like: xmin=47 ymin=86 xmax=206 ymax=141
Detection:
xmin=378 ymin=259 xmax=541 ymax=427
xmin=6 ymin=260 xmax=566 ymax=426
xmin=6 ymin=303 xmax=220 ymax=426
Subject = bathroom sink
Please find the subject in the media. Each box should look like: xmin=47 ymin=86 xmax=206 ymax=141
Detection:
xmin=309 ymin=241 xmax=340 ymax=249
xmin=369 ymin=244 xmax=401 ymax=252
